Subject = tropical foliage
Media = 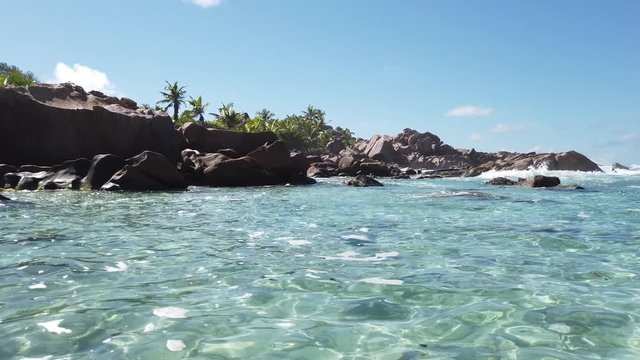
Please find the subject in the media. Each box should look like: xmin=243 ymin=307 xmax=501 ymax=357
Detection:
xmin=187 ymin=96 xmax=209 ymax=123
xmin=209 ymin=103 xmax=247 ymax=130
xmin=0 ymin=63 xmax=38 ymax=87
xmin=155 ymin=83 xmax=358 ymax=154
xmin=156 ymin=81 xmax=187 ymax=122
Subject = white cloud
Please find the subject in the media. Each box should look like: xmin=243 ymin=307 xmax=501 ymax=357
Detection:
xmin=445 ymin=105 xmax=493 ymax=117
xmin=622 ymin=132 xmax=638 ymax=142
xmin=49 ymin=62 xmax=116 ymax=95
xmin=469 ymin=133 xmax=482 ymax=141
xmin=186 ymin=0 xmax=222 ymax=8
xmin=490 ymin=123 xmax=526 ymax=133
xmin=528 ymin=145 xmax=542 ymax=153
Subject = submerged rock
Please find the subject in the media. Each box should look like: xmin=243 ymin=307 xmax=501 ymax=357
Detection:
xmin=485 ymin=177 xmax=517 ymax=186
xmin=519 ymin=175 xmax=561 ymax=188
xmin=0 ymin=193 xmax=11 ymax=201
xmin=612 ymin=162 xmax=630 ymax=171
xmin=343 ymin=175 xmax=383 ymax=187
xmin=486 ymin=175 xmax=585 ymax=190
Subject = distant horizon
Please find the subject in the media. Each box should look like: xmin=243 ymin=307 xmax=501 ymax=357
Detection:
xmin=2 ymin=0 xmax=638 ymax=165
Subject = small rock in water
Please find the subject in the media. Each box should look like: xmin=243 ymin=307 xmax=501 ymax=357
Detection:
xmin=485 ymin=177 xmax=517 ymax=186
xmin=519 ymin=175 xmax=561 ymax=188
xmin=343 ymin=175 xmax=383 ymax=187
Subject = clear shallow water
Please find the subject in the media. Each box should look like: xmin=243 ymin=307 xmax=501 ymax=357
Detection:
xmin=1 ymin=171 xmax=640 ymax=359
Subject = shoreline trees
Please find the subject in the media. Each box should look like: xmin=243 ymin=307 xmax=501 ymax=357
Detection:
xmin=160 ymin=83 xmax=357 ymax=154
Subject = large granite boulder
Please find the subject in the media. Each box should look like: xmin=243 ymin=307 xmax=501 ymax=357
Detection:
xmin=0 ymin=164 xmax=18 ymax=188
xmin=407 ymin=154 xmax=475 ymax=170
xmin=326 ymin=139 xmax=346 ymax=155
xmin=247 ymin=140 xmax=292 ymax=178
xmin=4 ymin=170 xmax=79 ymax=191
xmin=552 ymin=151 xmax=602 ymax=172
xmin=82 ymin=154 xmax=126 ymax=190
xmin=202 ymin=155 xmax=281 ymax=187
xmin=180 ymin=147 xmax=314 ymax=186
xmin=180 ymin=122 xmax=278 ymax=156
xmin=363 ymin=135 xmax=404 ymax=164
xmin=307 ymin=163 xmax=336 ymax=178
xmin=0 ymin=84 xmax=180 ymax=166
xmin=52 ymin=158 xmax=91 ymax=178
xmin=612 ymin=162 xmax=630 ymax=171
xmin=101 ymin=151 xmax=187 ymax=191
xmin=290 ymin=152 xmax=311 ymax=176
xmin=4 ymin=157 xmax=95 ymax=191
xmin=101 ymin=166 xmax=167 ymax=191
xmin=38 ymin=168 xmax=82 ymax=190
xmin=519 ymin=175 xmax=561 ymax=188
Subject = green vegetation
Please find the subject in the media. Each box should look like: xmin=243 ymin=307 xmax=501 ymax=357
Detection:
xmin=157 ymin=81 xmax=187 ymax=122
xmin=161 ymin=82 xmax=357 ymax=154
xmin=0 ymin=63 xmax=38 ymax=87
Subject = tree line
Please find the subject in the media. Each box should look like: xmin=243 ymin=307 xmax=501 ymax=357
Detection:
xmin=155 ymin=81 xmax=356 ymax=154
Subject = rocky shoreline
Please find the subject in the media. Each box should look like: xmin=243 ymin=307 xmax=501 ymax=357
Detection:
xmin=1 ymin=83 xmax=604 ymax=195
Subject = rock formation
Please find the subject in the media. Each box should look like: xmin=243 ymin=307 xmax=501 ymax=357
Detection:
xmin=486 ymin=175 xmax=584 ymax=189
xmin=307 ymin=128 xmax=602 ymax=178
xmin=0 ymin=83 xmax=180 ymax=166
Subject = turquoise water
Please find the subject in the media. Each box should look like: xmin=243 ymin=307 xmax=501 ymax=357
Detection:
xmin=1 ymin=170 xmax=640 ymax=359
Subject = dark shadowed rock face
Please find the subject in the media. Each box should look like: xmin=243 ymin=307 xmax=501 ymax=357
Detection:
xmin=101 ymin=151 xmax=187 ymax=191
xmin=0 ymin=83 xmax=180 ymax=166
xmin=247 ymin=140 xmax=292 ymax=178
xmin=202 ymin=156 xmax=281 ymax=187
xmin=82 ymin=154 xmax=126 ymax=190
xmin=0 ymin=164 xmax=18 ymax=188
xmin=179 ymin=147 xmax=314 ymax=187
xmin=180 ymin=122 xmax=278 ymax=156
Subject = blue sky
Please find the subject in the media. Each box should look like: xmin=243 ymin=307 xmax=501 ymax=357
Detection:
xmin=3 ymin=0 xmax=639 ymax=165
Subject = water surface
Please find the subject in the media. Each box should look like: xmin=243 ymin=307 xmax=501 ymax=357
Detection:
xmin=1 ymin=170 xmax=639 ymax=359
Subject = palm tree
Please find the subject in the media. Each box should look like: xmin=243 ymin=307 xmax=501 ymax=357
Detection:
xmin=156 ymin=81 xmax=187 ymax=122
xmin=187 ymin=96 xmax=209 ymax=123
xmin=255 ymin=108 xmax=276 ymax=122
xmin=302 ymin=105 xmax=326 ymax=125
xmin=211 ymin=102 xmax=244 ymax=130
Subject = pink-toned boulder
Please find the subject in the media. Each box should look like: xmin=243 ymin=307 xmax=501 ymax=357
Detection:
xmin=552 ymin=151 xmax=602 ymax=172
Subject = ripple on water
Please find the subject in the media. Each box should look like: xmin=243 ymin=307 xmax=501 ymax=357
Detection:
xmin=1 ymin=176 xmax=639 ymax=358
